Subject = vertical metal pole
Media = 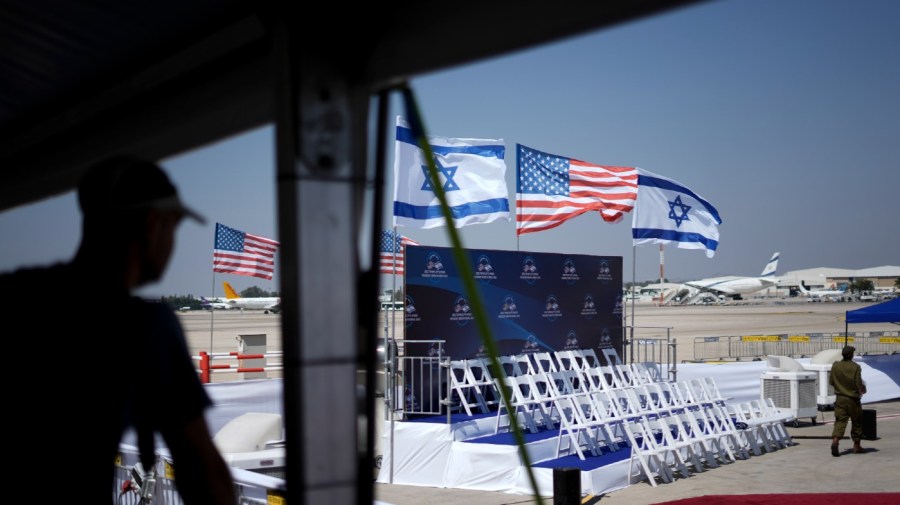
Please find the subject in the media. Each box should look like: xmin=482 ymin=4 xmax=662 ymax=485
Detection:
xmin=273 ymin=20 xmax=374 ymax=503
xmin=629 ymin=246 xmax=636 ymax=364
xmin=210 ymin=272 xmax=216 ymax=355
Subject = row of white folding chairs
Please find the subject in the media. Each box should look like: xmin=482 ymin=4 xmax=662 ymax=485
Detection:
xmin=503 ymin=348 xmax=663 ymax=390
xmin=450 ymin=350 xmax=668 ymax=418
xmin=447 ymin=352 xmax=614 ymax=416
xmin=723 ymin=398 xmax=794 ymax=454
xmin=493 ymin=370 xmax=752 ymax=472
xmin=677 ymin=376 xmax=794 ymax=453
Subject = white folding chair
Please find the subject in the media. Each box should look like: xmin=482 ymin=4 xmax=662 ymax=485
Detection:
xmin=582 ymin=366 xmax=616 ymax=393
xmin=464 ymin=358 xmax=498 ymax=409
xmin=646 ymin=415 xmax=703 ymax=477
xmin=758 ymin=398 xmax=794 ymax=448
xmin=676 ymin=407 xmax=728 ymax=468
xmin=601 ymin=347 xmax=623 ymax=368
xmin=494 ymin=375 xmax=554 ymax=434
xmin=569 ymin=348 xmax=586 ymax=371
xmin=447 ymin=360 xmax=488 ymax=415
xmin=623 ymin=418 xmax=675 ymax=487
xmin=544 ymin=372 xmax=621 ymax=458
xmin=580 ymin=348 xmax=602 ymax=369
xmin=631 ymin=362 xmax=661 ymax=384
xmin=496 ymin=355 xmax=519 ymax=377
xmin=553 ymin=350 xmax=578 ymax=372
xmin=725 ymin=400 xmax=780 ymax=454
xmin=511 ymin=353 xmax=536 ymax=376
xmin=613 ymin=363 xmax=640 ymax=388
xmin=700 ymin=404 xmax=751 ymax=462
xmin=531 ymin=351 xmax=559 ymax=374
xmin=700 ymin=377 xmax=730 ymax=406
xmin=687 ymin=377 xmax=720 ymax=408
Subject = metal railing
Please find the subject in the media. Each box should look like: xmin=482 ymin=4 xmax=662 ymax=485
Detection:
xmin=114 ymin=446 xmax=286 ymax=505
xmin=692 ymin=331 xmax=900 ymax=361
xmin=625 ymin=325 xmax=678 ymax=382
xmin=385 ymin=339 xmax=446 ymax=419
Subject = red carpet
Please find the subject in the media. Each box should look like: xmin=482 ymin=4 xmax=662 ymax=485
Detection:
xmin=654 ymin=494 xmax=900 ymax=505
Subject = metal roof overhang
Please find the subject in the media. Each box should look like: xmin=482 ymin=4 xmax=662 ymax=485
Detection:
xmin=0 ymin=0 xmax=704 ymax=212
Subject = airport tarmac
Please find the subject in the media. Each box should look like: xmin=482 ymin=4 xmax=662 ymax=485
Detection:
xmin=177 ymin=299 xmax=898 ymax=371
xmin=373 ymin=399 xmax=900 ymax=504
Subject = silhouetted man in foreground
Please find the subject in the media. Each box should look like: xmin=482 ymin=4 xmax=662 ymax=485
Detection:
xmin=0 ymin=155 xmax=236 ymax=504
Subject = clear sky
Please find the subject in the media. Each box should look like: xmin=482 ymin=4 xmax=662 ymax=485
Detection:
xmin=1 ymin=0 xmax=898 ymax=298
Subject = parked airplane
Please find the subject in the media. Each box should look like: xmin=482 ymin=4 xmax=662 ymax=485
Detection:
xmin=683 ymin=252 xmax=780 ymax=300
xmin=200 ymin=296 xmax=232 ymax=310
xmin=797 ymin=281 xmax=847 ymax=301
xmin=222 ymin=281 xmax=281 ymax=313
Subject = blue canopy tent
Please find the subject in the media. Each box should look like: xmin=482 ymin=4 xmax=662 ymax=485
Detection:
xmin=845 ymin=297 xmax=900 ymax=345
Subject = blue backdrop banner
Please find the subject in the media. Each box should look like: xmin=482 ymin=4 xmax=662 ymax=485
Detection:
xmin=404 ymin=245 xmax=624 ymax=360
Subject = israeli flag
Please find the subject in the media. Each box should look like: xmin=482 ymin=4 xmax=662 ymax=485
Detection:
xmin=393 ymin=116 xmax=509 ymax=229
xmin=631 ymin=168 xmax=723 ymax=258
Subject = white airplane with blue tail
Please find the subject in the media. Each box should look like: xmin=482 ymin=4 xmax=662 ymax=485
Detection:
xmin=683 ymin=252 xmax=781 ymax=300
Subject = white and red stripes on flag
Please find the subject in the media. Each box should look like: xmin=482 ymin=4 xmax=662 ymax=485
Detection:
xmin=213 ymin=222 xmax=280 ymax=280
xmin=516 ymin=144 xmax=638 ymax=235
xmin=379 ymin=229 xmax=419 ymax=275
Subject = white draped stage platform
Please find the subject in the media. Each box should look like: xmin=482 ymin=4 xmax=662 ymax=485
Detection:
xmin=124 ymin=355 xmax=900 ymax=498
xmin=375 ymin=356 xmax=900 ymax=497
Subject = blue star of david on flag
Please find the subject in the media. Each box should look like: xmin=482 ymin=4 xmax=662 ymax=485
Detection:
xmin=420 ymin=160 xmax=460 ymax=192
xmin=668 ymin=195 xmax=691 ymax=227
xmin=393 ymin=116 xmax=509 ymax=229
xmin=632 ymin=168 xmax=722 ymax=258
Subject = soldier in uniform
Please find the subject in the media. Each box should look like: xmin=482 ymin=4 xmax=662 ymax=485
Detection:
xmin=830 ymin=345 xmax=867 ymax=456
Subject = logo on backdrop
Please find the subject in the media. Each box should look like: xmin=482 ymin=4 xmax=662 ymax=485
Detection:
xmin=404 ymin=295 xmax=420 ymax=326
xmin=474 ymin=254 xmax=497 ymax=283
xmin=542 ymin=294 xmax=561 ymax=321
xmin=521 ymin=334 xmax=540 ymax=353
xmin=475 ymin=344 xmax=488 ymax=358
xmin=499 ymin=295 xmax=520 ymax=319
xmin=581 ymin=293 xmax=597 ymax=319
xmin=564 ymin=330 xmax=579 ymax=350
xmin=561 ymin=257 xmax=580 ymax=284
xmin=422 ymin=252 xmax=447 ymax=280
xmin=613 ymin=294 xmax=623 ymax=317
xmin=597 ymin=328 xmax=613 ymax=347
xmin=596 ymin=260 xmax=614 ymax=284
xmin=520 ymin=256 xmax=540 ymax=283
xmin=426 ymin=340 xmax=443 ymax=357
xmin=451 ymin=295 xmax=474 ymax=325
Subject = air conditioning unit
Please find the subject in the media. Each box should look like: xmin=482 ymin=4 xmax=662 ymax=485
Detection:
xmin=761 ymin=355 xmax=818 ymax=426
xmin=803 ymin=349 xmax=843 ymax=410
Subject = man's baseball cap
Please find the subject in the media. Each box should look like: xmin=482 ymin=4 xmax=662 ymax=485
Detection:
xmin=842 ymin=345 xmax=856 ymax=358
xmin=78 ymin=154 xmax=205 ymax=224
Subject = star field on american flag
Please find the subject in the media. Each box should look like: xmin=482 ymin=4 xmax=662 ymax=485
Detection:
xmin=213 ymin=222 xmax=280 ymax=280
xmin=516 ymin=144 xmax=638 ymax=235
xmin=379 ymin=230 xmax=419 ymax=275
xmin=519 ymin=149 xmax=570 ymax=196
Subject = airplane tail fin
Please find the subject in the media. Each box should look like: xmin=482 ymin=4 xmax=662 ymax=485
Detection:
xmin=798 ymin=281 xmax=810 ymax=294
xmin=760 ymin=252 xmax=779 ymax=277
xmin=223 ymin=282 xmax=241 ymax=299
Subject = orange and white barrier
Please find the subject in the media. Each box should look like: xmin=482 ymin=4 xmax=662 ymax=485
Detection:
xmin=195 ymin=351 xmax=284 ymax=384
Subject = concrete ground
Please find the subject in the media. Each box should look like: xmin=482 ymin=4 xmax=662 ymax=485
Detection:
xmin=374 ymin=399 xmax=900 ymax=504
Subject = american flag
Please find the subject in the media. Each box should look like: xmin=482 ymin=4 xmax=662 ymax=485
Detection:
xmin=213 ymin=223 xmax=280 ymax=280
xmin=380 ymin=229 xmax=418 ymax=275
xmin=516 ymin=144 xmax=638 ymax=235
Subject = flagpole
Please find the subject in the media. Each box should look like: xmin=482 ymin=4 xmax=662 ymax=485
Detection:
xmin=391 ymin=227 xmax=398 ymax=345
xmin=210 ymin=271 xmax=216 ymax=355
xmin=630 ymin=245 xmax=636 ymax=365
